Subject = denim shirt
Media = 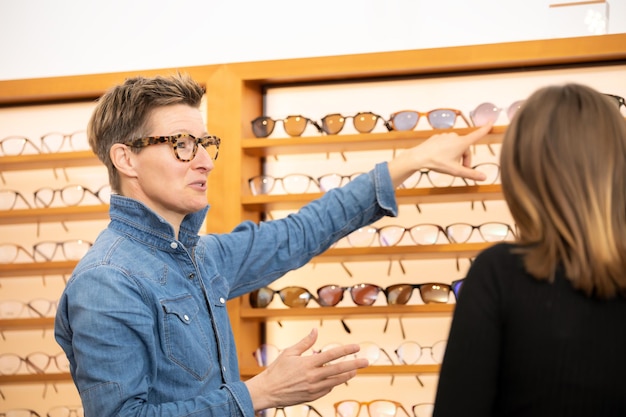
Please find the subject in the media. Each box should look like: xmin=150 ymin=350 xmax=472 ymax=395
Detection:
xmin=54 ymin=162 xmax=397 ymax=417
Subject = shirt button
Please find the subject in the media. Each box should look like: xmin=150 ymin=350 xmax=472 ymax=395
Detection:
xmin=170 ymin=242 xmax=178 ymax=249
xmin=219 ymin=297 xmax=226 ymax=304
xmin=222 ymin=366 xmax=226 ymax=373
xmin=183 ymin=314 xmax=190 ymax=321
xmin=188 ymin=273 xmax=195 ymax=279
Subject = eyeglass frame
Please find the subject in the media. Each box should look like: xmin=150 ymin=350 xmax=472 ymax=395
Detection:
xmin=0 ymin=136 xmax=42 ymax=156
xmin=33 ymin=184 xmax=111 ymax=208
xmin=320 ymin=111 xmax=392 ymax=135
xmin=389 ymin=108 xmax=471 ymax=130
xmin=256 ymin=404 xmax=323 ymax=417
xmin=0 ymin=189 xmax=33 ymax=210
xmin=122 ymin=133 xmax=220 ymax=162
xmin=334 ymin=399 xmax=411 ymax=417
xmin=251 ymin=115 xmax=323 ymax=138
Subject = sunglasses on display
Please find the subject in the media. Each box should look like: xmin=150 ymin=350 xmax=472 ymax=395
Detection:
xmin=249 ymin=280 xmax=463 ymax=309
xmin=251 ymin=115 xmax=323 ymax=138
xmin=320 ymin=112 xmax=392 ymax=135
xmin=389 ymin=108 xmax=470 ymax=131
xmin=469 ymin=100 xmax=524 ymax=126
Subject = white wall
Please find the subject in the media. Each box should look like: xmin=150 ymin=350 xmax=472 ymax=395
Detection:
xmin=0 ymin=0 xmax=624 ymax=81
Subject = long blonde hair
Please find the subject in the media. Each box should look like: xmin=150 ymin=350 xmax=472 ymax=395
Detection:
xmin=500 ymin=83 xmax=626 ymax=299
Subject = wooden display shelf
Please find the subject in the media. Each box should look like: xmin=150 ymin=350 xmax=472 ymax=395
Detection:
xmin=0 ymin=317 xmax=55 ymax=330
xmin=0 ymin=261 xmax=77 ymax=278
xmin=314 ymin=242 xmax=490 ymax=263
xmin=241 ymin=126 xmax=505 ymax=157
xmin=0 ymin=150 xmax=101 ymax=171
xmin=240 ymin=303 xmax=454 ymax=320
xmin=240 ymin=364 xmax=440 ymax=379
xmin=0 ymin=204 xmax=109 ymax=225
xmin=0 ymin=373 xmax=73 ymax=384
xmin=242 ymin=184 xmax=503 ymax=211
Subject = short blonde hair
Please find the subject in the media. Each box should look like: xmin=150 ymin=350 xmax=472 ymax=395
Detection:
xmin=88 ymin=73 xmax=205 ymax=192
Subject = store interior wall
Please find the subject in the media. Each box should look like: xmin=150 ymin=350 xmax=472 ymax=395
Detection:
xmin=0 ymin=0 xmax=624 ymax=81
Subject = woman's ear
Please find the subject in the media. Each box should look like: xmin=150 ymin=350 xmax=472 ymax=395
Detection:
xmin=110 ymin=143 xmax=138 ymax=178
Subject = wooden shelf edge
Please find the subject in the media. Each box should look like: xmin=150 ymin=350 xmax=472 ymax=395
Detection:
xmin=0 ymin=150 xmax=101 ymax=171
xmin=239 ymin=364 xmax=440 ymax=378
xmin=0 ymin=317 xmax=55 ymax=330
xmin=239 ymin=304 xmax=455 ymax=320
xmin=241 ymin=185 xmax=503 ymax=211
xmin=0 ymin=372 xmax=72 ymax=384
xmin=0 ymin=204 xmax=109 ymax=225
xmin=0 ymin=261 xmax=77 ymax=278
xmin=241 ymin=127 xmax=504 ymax=157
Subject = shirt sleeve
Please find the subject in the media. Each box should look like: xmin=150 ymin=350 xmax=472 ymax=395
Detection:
xmin=211 ymin=162 xmax=398 ymax=298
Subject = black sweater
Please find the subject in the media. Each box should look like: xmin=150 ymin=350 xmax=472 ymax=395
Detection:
xmin=434 ymin=243 xmax=626 ymax=417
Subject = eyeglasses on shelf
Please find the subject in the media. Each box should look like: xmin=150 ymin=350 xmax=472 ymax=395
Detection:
xmin=32 ymin=239 xmax=93 ymax=262
xmin=320 ymin=112 xmax=392 ymax=135
xmin=255 ymin=404 xmax=322 ymax=417
xmin=33 ymin=184 xmax=111 ymax=208
xmin=389 ymin=108 xmax=470 ymax=131
xmin=248 ymin=174 xmax=320 ymax=195
xmin=39 ymin=130 xmax=89 ymax=153
xmin=0 ymin=243 xmax=36 ymax=263
xmin=123 ymin=133 xmax=220 ymax=162
xmin=317 ymin=172 xmax=364 ymax=192
xmin=469 ymin=100 xmax=524 ymax=126
xmin=0 ymin=409 xmax=43 ymax=417
xmin=251 ymin=115 xmax=323 ymax=138
xmin=345 ymin=224 xmax=451 ymax=248
xmin=394 ymin=340 xmax=447 ymax=364
xmin=0 ymin=351 xmax=69 ymax=375
xmin=334 ymin=399 xmax=411 ymax=417
xmin=0 ymin=298 xmax=58 ymax=318
xmin=445 ymin=222 xmax=516 ymax=243
xmin=0 ymin=136 xmax=41 ymax=156
xmin=46 ymin=405 xmax=84 ymax=417
xmin=411 ymin=403 xmax=434 ymax=417
xmin=604 ymin=93 xmax=626 ymax=110
xmin=0 ymin=189 xmax=32 ymax=210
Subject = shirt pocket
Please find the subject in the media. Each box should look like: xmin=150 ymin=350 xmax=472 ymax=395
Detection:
xmin=161 ymin=295 xmax=212 ymax=380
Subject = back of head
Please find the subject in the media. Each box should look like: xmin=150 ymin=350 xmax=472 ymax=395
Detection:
xmin=88 ymin=73 xmax=205 ymax=192
xmin=500 ymin=83 xmax=626 ymax=299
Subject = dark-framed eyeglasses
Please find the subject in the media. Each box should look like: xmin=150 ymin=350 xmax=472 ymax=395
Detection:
xmin=320 ymin=112 xmax=392 ymax=135
xmin=123 ymin=133 xmax=220 ymax=162
xmin=256 ymin=404 xmax=323 ymax=417
xmin=0 ymin=298 xmax=58 ymax=319
xmin=33 ymin=184 xmax=111 ymax=208
xmin=469 ymin=100 xmax=524 ymax=126
xmin=445 ymin=222 xmax=516 ymax=243
xmin=251 ymin=115 xmax=322 ymax=138
xmin=389 ymin=108 xmax=470 ymax=130
xmin=604 ymin=93 xmax=626 ymax=110
xmin=0 ymin=136 xmax=41 ymax=156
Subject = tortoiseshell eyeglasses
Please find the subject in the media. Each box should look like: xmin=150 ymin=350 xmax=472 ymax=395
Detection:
xmin=123 ymin=133 xmax=220 ymax=162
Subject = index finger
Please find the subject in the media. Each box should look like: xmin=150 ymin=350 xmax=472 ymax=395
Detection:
xmin=460 ymin=123 xmax=494 ymax=146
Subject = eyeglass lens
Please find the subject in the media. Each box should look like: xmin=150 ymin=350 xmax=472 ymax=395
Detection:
xmin=469 ymin=100 xmax=523 ymax=126
xmin=321 ymin=112 xmax=388 ymax=135
xmin=249 ymin=286 xmax=316 ymax=308
xmin=385 ymin=283 xmax=453 ymax=304
xmin=251 ymin=116 xmax=321 ymax=137
xmin=412 ymin=403 xmax=434 ymax=417
xmin=40 ymin=131 xmax=88 ymax=153
xmin=390 ymin=109 xmax=467 ymax=130
xmin=0 ymin=189 xmax=32 ymax=210
xmin=395 ymin=340 xmax=447 ymax=364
